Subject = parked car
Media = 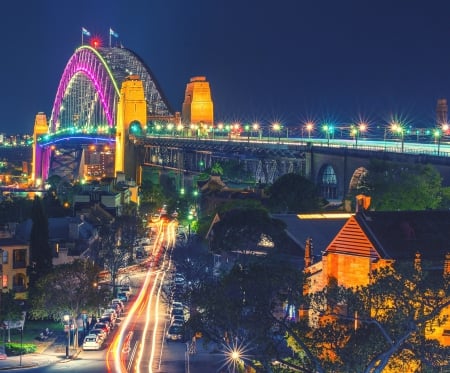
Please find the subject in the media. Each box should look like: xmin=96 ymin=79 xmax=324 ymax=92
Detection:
xmin=109 ymin=302 xmax=122 ymax=316
xmin=118 ymin=286 xmax=132 ymax=298
xmin=166 ymin=324 xmax=185 ymax=342
xmin=88 ymin=328 xmax=107 ymax=341
xmin=117 ymin=292 xmax=129 ymax=302
xmin=171 ymin=307 xmax=190 ymax=322
xmin=171 ymin=314 xmax=185 ymax=325
xmin=100 ymin=315 xmax=115 ymax=329
xmin=94 ymin=322 xmax=110 ymax=335
xmin=83 ymin=335 xmax=103 ymax=350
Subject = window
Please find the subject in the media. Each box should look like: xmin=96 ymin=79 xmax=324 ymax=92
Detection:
xmin=13 ymin=249 xmax=27 ymax=269
xmin=13 ymin=273 xmax=26 ymax=292
xmin=1 ymin=249 xmax=7 ymax=264
xmin=2 ymin=274 xmax=7 ymax=288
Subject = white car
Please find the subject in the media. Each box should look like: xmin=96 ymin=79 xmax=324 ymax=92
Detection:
xmin=83 ymin=335 xmax=103 ymax=350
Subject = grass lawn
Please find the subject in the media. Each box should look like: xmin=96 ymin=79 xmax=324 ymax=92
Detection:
xmin=2 ymin=319 xmax=64 ymax=353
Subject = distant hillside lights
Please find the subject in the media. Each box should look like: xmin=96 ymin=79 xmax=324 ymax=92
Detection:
xmin=0 ymin=133 xmax=32 ymax=146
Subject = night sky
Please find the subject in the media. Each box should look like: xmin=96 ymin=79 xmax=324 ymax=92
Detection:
xmin=2 ymin=0 xmax=450 ymax=135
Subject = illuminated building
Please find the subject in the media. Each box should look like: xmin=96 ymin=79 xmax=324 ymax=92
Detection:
xmin=304 ymin=209 xmax=450 ymax=351
xmin=84 ymin=145 xmax=115 ymax=180
xmin=0 ymin=228 xmax=29 ymax=300
xmin=115 ymin=74 xmax=146 ymax=184
xmin=436 ymin=98 xmax=448 ymax=125
xmin=181 ymin=76 xmax=214 ymax=126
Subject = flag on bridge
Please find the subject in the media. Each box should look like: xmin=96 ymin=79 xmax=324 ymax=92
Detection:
xmin=109 ymin=28 xmax=119 ymax=47
xmin=109 ymin=28 xmax=119 ymax=38
xmin=81 ymin=27 xmax=91 ymax=45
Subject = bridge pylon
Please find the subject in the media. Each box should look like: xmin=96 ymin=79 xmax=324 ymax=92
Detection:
xmin=115 ymin=75 xmax=147 ymax=184
xmin=32 ymin=112 xmax=49 ymax=187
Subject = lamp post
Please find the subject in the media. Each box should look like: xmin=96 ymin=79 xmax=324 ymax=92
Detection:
xmin=187 ymin=213 xmax=193 ymax=241
xmin=434 ymin=129 xmax=442 ymax=155
xmin=63 ymin=314 xmax=70 ymax=358
xmin=272 ymin=122 xmax=281 ymax=143
xmin=351 ymin=122 xmax=367 ymax=148
xmin=323 ymin=124 xmax=333 ymax=146
xmin=305 ymin=122 xmax=314 ymax=139
xmin=391 ymin=122 xmax=404 ymax=153
xmin=19 ymin=326 xmax=23 ymax=367
xmin=252 ymin=123 xmax=259 ymax=140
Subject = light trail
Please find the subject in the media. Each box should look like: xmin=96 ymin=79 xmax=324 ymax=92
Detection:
xmin=106 ymin=264 xmax=154 ymax=373
xmin=106 ymin=219 xmax=175 ymax=373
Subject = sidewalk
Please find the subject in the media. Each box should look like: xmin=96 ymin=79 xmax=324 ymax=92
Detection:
xmin=187 ymin=341 xmax=225 ymax=372
xmin=0 ymin=333 xmax=81 ymax=371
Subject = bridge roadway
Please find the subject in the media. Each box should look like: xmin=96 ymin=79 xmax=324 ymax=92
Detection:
xmin=135 ymin=134 xmax=450 ymax=200
xmin=5 ymin=135 xmax=450 ymax=199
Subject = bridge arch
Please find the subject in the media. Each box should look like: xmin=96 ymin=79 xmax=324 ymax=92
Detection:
xmin=317 ymin=164 xmax=338 ymax=200
xmin=34 ymin=45 xmax=174 ymax=185
xmin=348 ymin=166 xmax=368 ymax=193
xmin=49 ymin=45 xmax=173 ymax=133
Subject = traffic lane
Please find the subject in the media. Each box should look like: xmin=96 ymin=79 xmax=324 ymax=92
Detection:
xmin=159 ymin=340 xmax=187 ymax=373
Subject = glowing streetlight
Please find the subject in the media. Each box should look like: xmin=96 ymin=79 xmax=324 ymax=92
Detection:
xmin=305 ymin=121 xmax=314 ymax=139
xmin=390 ymin=121 xmax=404 ymax=152
xmin=272 ymin=122 xmax=281 ymax=143
xmin=434 ymin=128 xmax=442 ymax=155
xmin=350 ymin=122 xmax=367 ymax=148
xmin=323 ymin=124 xmax=334 ymax=146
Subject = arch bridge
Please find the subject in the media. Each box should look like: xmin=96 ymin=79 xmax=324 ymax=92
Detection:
xmin=31 ymin=44 xmax=450 ymax=201
xmin=32 ymin=45 xmax=175 ymax=186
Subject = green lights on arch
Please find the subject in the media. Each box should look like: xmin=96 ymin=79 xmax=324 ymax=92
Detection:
xmin=76 ymin=45 xmax=121 ymax=96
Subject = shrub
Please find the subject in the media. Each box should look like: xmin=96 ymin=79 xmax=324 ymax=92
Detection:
xmin=5 ymin=342 xmax=37 ymax=355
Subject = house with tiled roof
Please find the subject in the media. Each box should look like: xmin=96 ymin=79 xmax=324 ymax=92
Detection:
xmin=304 ymin=210 xmax=450 ymax=346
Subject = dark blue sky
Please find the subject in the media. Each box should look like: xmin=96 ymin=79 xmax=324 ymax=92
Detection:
xmin=2 ymin=0 xmax=450 ymax=134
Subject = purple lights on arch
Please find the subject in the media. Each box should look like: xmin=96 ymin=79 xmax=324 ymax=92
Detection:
xmin=50 ymin=48 xmax=117 ymax=132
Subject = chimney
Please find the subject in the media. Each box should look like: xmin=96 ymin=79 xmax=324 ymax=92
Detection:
xmin=436 ymin=98 xmax=448 ymax=125
xmin=304 ymin=237 xmax=313 ymax=268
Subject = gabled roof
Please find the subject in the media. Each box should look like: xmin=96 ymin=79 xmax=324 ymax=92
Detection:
xmin=355 ymin=210 xmax=450 ymax=260
xmin=324 ymin=210 xmax=450 ymax=261
xmin=272 ymin=213 xmax=349 ymax=258
xmin=326 ymin=215 xmax=380 ymax=259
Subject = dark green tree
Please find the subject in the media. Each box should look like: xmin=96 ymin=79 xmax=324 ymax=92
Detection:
xmin=363 ymin=160 xmax=443 ymax=211
xmin=28 ymin=196 xmax=53 ymax=289
xmin=189 ymin=256 xmax=307 ymax=372
xmin=29 ymin=259 xmax=108 ymax=321
xmin=0 ymin=291 xmax=23 ymax=327
xmin=266 ymin=173 xmax=324 ymax=213
xmin=303 ymin=261 xmax=450 ymax=372
xmin=208 ymin=205 xmax=288 ymax=255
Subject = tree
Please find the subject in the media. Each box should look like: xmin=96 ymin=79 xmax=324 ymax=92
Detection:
xmin=96 ymin=223 xmax=132 ymax=298
xmin=189 ymin=256 xmax=307 ymax=371
xmin=266 ymin=173 xmax=324 ymax=213
xmin=208 ymin=205 xmax=289 ymax=255
xmin=211 ymin=162 xmax=223 ymax=176
xmin=29 ymin=259 xmax=108 ymax=321
xmin=28 ymin=196 xmax=53 ymax=290
xmin=303 ymin=260 xmax=450 ymax=372
xmin=0 ymin=291 xmax=23 ymax=326
xmin=363 ymin=160 xmax=443 ymax=211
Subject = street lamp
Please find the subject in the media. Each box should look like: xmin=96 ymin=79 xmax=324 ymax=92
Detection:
xmin=187 ymin=213 xmax=194 ymax=241
xmin=305 ymin=121 xmax=314 ymax=139
xmin=434 ymin=128 xmax=442 ymax=155
xmin=252 ymin=123 xmax=260 ymax=140
xmin=391 ymin=121 xmax=404 ymax=152
xmin=350 ymin=122 xmax=367 ymax=148
xmin=272 ymin=122 xmax=281 ymax=143
xmin=63 ymin=314 xmax=70 ymax=358
xmin=323 ymin=124 xmax=334 ymax=146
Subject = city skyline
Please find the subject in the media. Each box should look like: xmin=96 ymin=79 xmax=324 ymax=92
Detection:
xmin=2 ymin=0 xmax=450 ymax=134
